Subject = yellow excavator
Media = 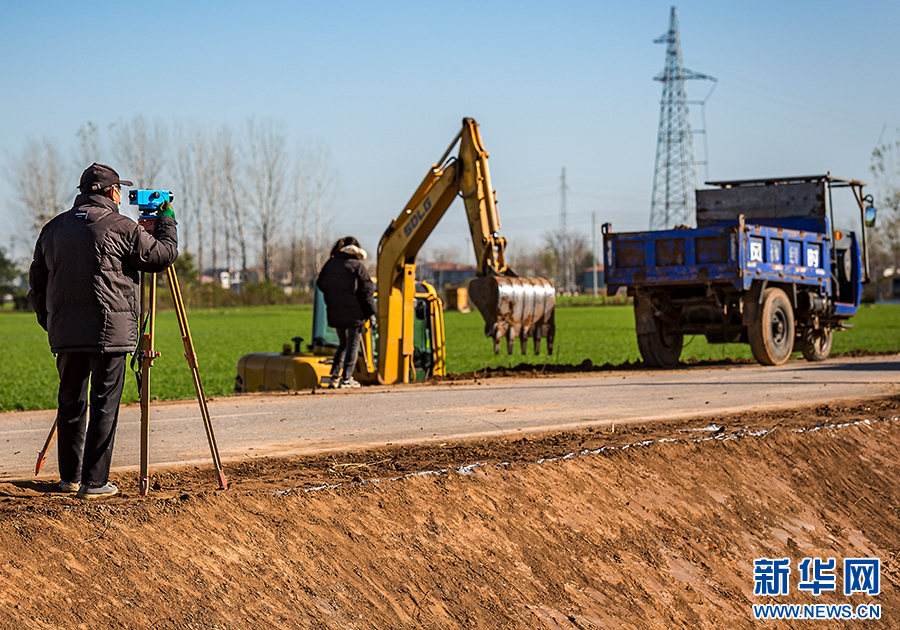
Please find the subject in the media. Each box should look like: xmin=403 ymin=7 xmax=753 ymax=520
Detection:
xmin=235 ymin=118 xmax=555 ymax=391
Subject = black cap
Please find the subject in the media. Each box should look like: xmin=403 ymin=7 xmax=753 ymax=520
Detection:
xmin=78 ymin=163 xmax=134 ymax=193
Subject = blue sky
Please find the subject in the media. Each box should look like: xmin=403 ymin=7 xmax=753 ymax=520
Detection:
xmin=2 ymin=1 xmax=898 ymax=263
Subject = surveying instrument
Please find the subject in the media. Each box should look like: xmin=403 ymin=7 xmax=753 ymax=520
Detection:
xmin=35 ymin=189 xmax=228 ymax=496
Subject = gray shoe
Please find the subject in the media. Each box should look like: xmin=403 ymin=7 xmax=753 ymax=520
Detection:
xmin=339 ymin=377 xmax=361 ymax=389
xmin=76 ymin=483 xmax=118 ymax=499
xmin=57 ymin=480 xmax=81 ymax=493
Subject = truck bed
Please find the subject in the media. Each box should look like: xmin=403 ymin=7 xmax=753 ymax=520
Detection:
xmin=603 ymin=217 xmax=831 ymax=294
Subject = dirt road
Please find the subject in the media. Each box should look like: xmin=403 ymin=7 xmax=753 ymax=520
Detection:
xmin=0 ymin=391 xmax=898 ymax=627
xmin=2 ymin=355 xmax=898 ymax=481
xmin=0 ymin=356 xmax=899 ymax=628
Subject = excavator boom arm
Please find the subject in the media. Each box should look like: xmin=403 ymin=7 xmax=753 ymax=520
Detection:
xmin=374 ymin=118 xmax=556 ymax=384
xmin=457 ymin=119 xmax=507 ymax=276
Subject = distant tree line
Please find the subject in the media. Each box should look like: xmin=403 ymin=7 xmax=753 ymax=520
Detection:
xmin=869 ymin=129 xmax=900 ymax=300
xmin=3 ymin=115 xmax=339 ymax=306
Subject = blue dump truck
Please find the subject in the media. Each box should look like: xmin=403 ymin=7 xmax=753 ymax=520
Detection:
xmin=602 ymin=175 xmax=877 ymax=367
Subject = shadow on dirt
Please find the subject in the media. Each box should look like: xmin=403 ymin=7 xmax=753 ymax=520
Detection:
xmin=0 ymin=479 xmax=59 ymax=498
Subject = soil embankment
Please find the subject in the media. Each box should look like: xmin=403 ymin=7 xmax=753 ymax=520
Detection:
xmin=0 ymin=396 xmax=898 ymax=629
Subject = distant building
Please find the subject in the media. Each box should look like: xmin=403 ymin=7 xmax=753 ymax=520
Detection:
xmin=418 ymin=262 xmax=477 ymax=288
xmin=582 ymin=265 xmax=605 ymax=291
xmin=242 ymin=267 xmax=263 ymax=284
xmin=202 ymin=268 xmax=244 ymax=290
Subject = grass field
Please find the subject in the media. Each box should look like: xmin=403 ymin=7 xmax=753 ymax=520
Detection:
xmin=1 ymin=303 xmax=898 ymax=411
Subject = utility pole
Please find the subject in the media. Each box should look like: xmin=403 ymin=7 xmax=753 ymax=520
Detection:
xmin=558 ymin=167 xmax=574 ymax=294
xmin=649 ymin=6 xmax=716 ymax=231
xmin=591 ymin=211 xmax=598 ymax=299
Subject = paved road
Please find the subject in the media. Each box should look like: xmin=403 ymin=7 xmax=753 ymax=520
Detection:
xmin=2 ymin=355 xmax=898 ymax=481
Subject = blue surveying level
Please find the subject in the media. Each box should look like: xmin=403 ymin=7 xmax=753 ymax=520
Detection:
xmin=128 ymin=189 xmax=174 ymax=233
xmin=128 ymin=189 xmax=174 ymax=211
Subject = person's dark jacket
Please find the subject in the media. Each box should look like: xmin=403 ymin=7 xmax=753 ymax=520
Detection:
xmin=28 ymin=192 xmax=178 ymax=353
xmin=316 ymin=245 xmax=376 ymax=329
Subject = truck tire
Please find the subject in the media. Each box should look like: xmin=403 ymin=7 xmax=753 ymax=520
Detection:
xmin=748 ymin=287 xmax=795 ymax=366
xmin=801 ymin=327 xmax=833 ymax=362
xmin=637 ymin=321 xmax=683 ymax=368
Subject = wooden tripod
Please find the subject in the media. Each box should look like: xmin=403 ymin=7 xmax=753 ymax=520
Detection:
xmin=134 ymin=266 xmax=228 ymax=495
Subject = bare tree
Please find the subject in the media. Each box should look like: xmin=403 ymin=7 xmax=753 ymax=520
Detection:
xmin=506 ymin=241 xmax=549 ymax=279
xmin=425 ymin=245 xmax=463 ymax=265
xmin=5 ymin=116 xmax=348 ymax=295
xmin=570 ymin=232 xmax=591 ymax=290
xmin=299 ymin=139 xmax=338 ymax=278
xmin=245 ymin=118 xmax=288 ymax=282
xmin=218 ymin=125 xmax=249 ymax=281
xmin=870 ymin=131 xmax=900 ymax=297
xmin=74 ymin=121 xmax=103 ymax=167
xmin=542 ymin=228 xmax=588 ymax=294
xmin=172 ymin=123 xmax=236 ymax=283
xmin=288 ymin=146 xmax=306 ymax=287
xmin=4 ymin=137 xmax=73 ymax=241
xmin=190 ymin=126 xmax=216 ymax=277
xmin=199 ymin=131 xmax=219 ymax=277
xmin=172 ymin=122 xmax=203 ymax=266
xmin=111 ymin=115 xmax=167 ymax=188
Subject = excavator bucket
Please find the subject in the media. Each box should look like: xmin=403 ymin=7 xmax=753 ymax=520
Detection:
xmin=468 ymin=276 xmax=555 ymax=354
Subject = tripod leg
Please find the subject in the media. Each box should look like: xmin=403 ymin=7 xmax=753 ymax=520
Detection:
xmin=35 ymin=419 xmax=58 ymax=475
xmin=167 ymin=267 xmax=228 ymax=490
xmin=138 ymin=271 xmax=158 ymax=496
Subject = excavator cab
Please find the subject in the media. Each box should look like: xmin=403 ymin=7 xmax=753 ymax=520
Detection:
xmin=406 ymin=283 xmax=446 ymax=381
xmin=310 ymin=287 xmax=339 ymax=354
xmin=357 ymin=282 xmax=445 ymax=384
xmin=312 ymin=284 xmax=444 ymax=385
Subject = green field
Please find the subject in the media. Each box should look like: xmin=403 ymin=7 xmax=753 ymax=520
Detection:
xmin=1 ymin=303 xmax=898 ymax=412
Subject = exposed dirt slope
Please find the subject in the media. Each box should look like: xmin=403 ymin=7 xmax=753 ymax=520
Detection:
xmin=0 ymin=396 xmax=898 ymax=629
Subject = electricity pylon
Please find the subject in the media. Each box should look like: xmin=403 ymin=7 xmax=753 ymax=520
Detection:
xmin=558 ymin=167 xmax=575 ymax=294
xmin=649 ymin=6 xmax=716 ymax=230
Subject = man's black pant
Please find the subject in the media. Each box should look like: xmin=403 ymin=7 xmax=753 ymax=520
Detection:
xmin=56 ymin=352 xmax=127 ymax=487
xmin=331 ymin=326 xmax=363 ymax=380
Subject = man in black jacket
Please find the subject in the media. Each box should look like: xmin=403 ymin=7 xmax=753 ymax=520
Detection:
xmin=28 ymin=163 xmax=178 ymax=498
xmin=316 ymin=236 xmax=376 ymax=388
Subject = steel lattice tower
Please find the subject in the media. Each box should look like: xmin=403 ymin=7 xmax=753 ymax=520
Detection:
xmin=649 ymin=6 xmax=714 ymax=230
xmin=558 ymin=167 xmax=575 ymax=294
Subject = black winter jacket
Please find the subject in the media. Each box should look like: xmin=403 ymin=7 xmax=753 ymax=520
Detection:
xmin=28 ymin=193 xmax=178 ymax=353
xmin=316 ymin=248 xmax=376 ymax=329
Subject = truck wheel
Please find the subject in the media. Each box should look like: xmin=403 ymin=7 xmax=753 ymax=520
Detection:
xmin=748 ymin=287 xmax=795 ymax=366
xmin=637 ymin=321 xmax=683 ymax=368
xmin=801 ymin=328 xmax=833 ymax=362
